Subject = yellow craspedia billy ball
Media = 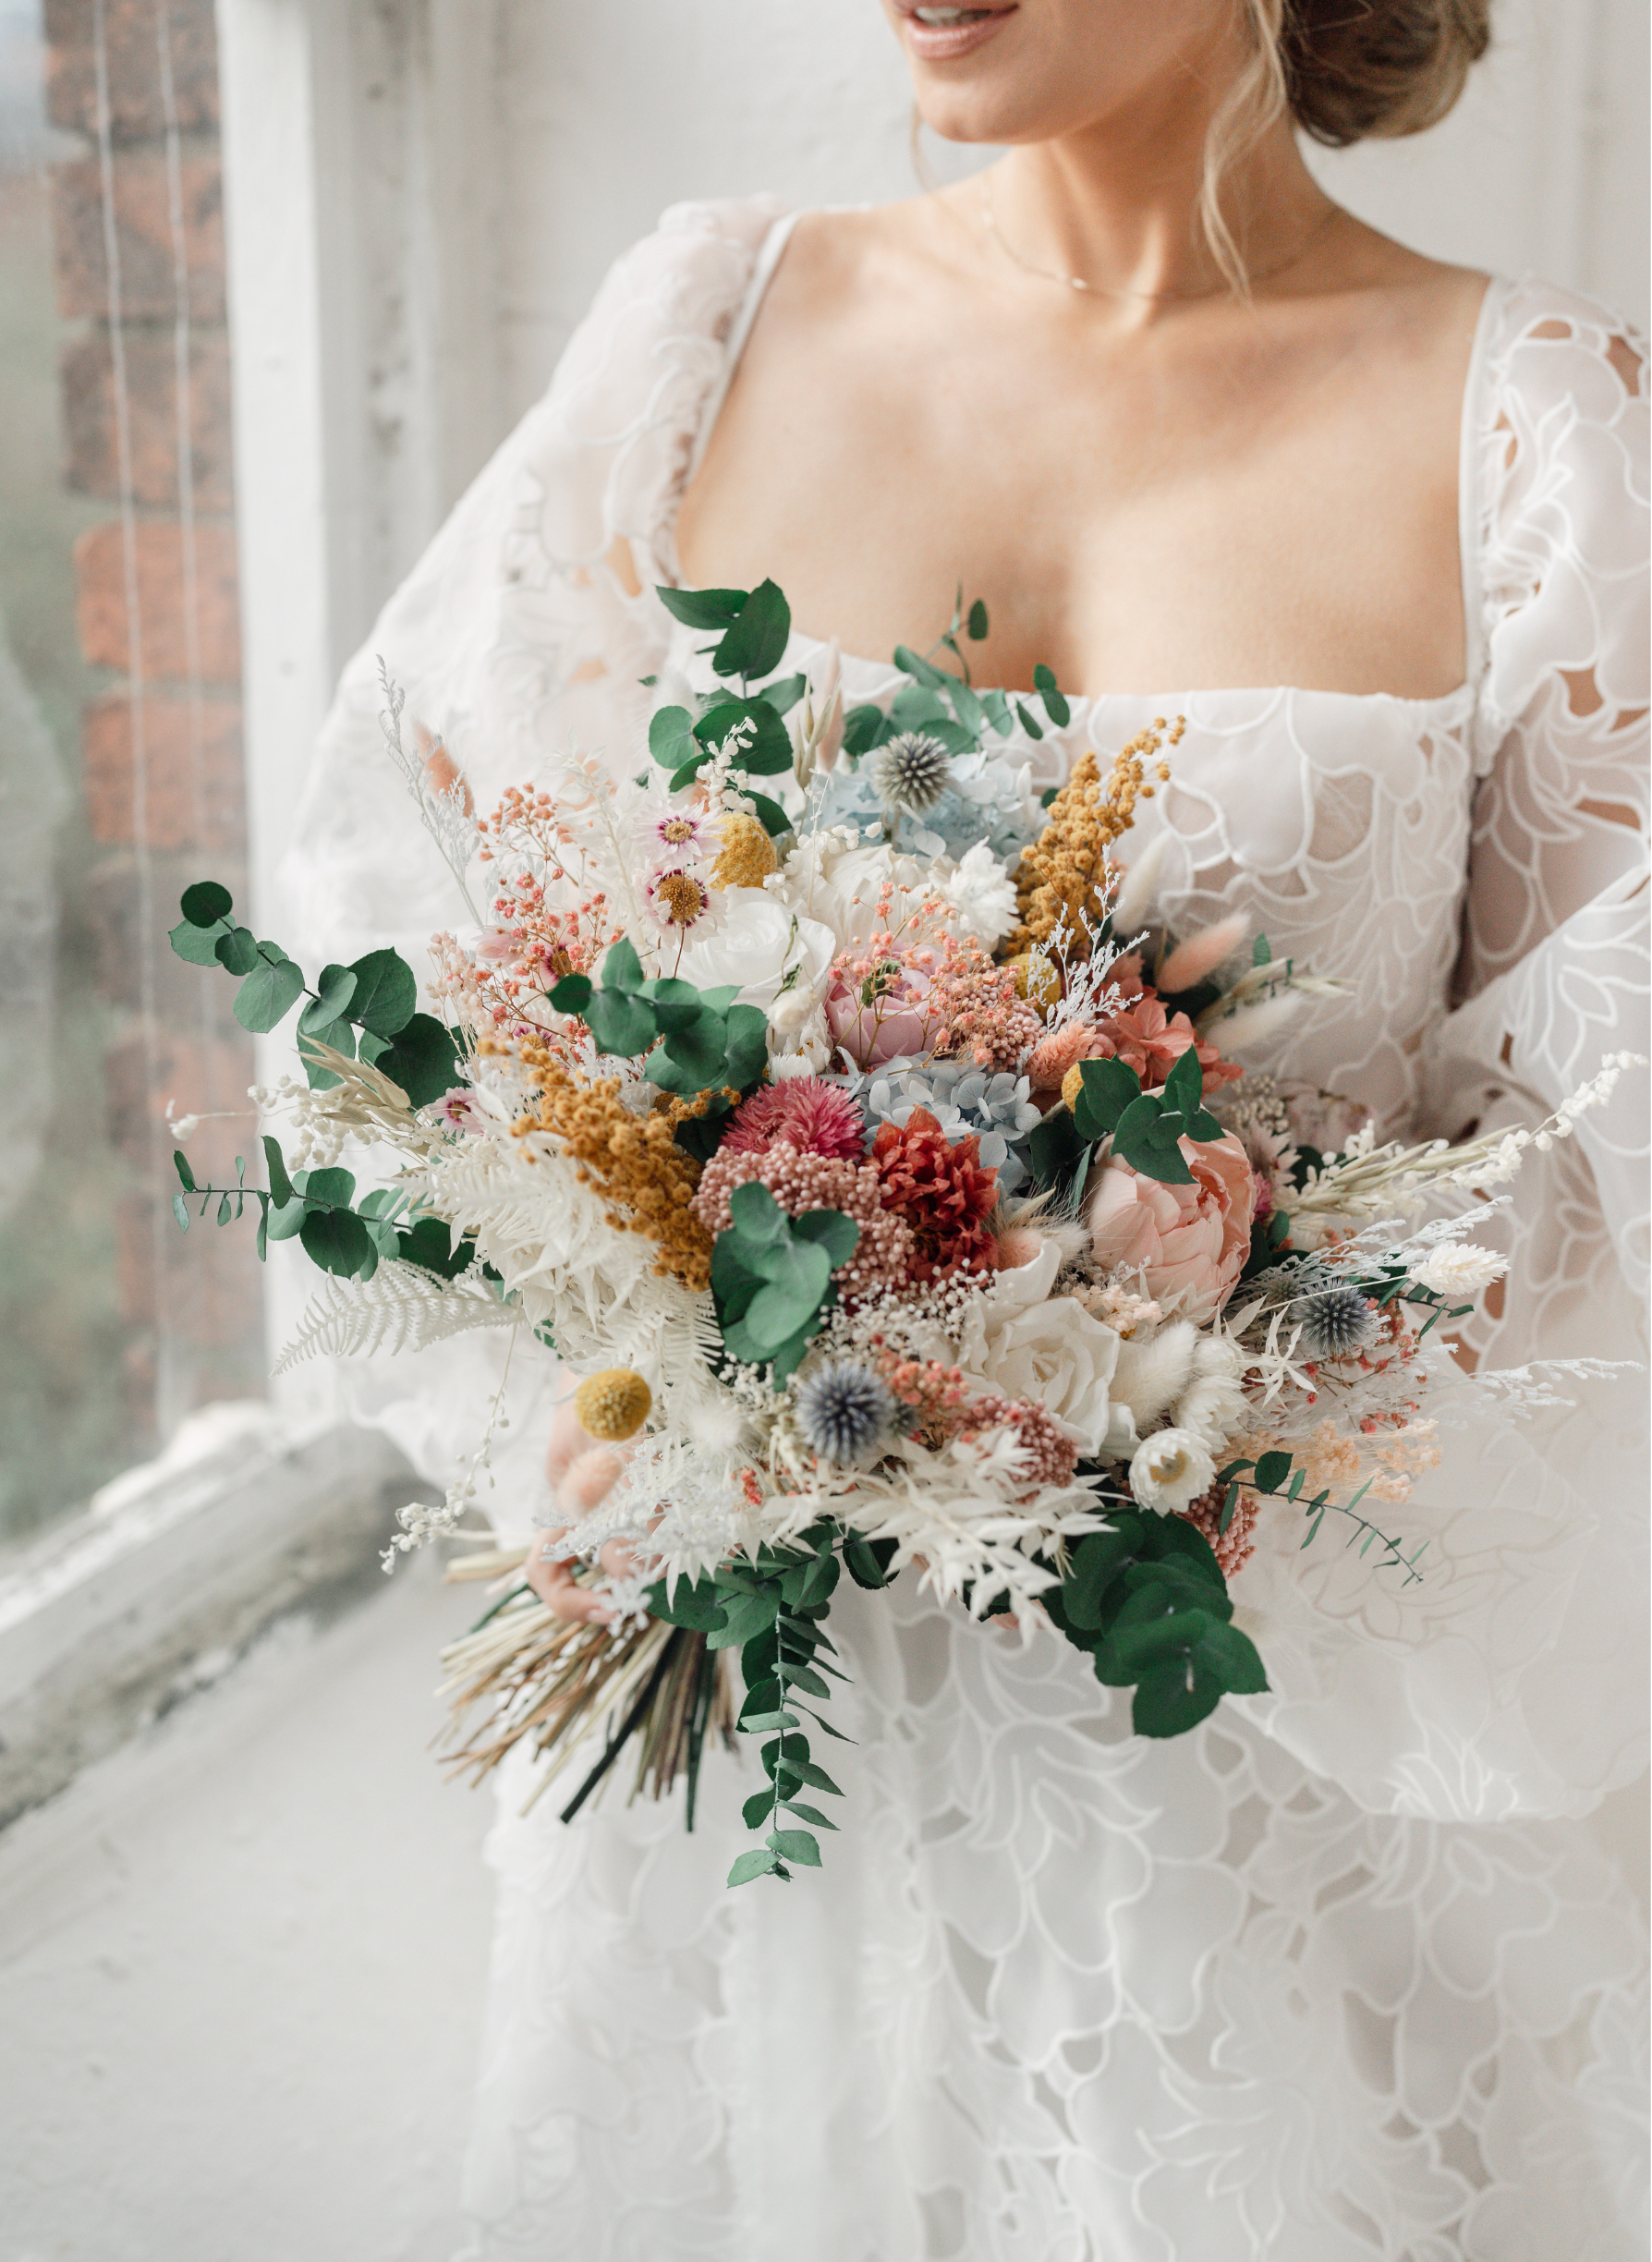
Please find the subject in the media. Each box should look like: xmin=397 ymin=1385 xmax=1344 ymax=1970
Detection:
xmin=1061 ymin=1061 xmax=1087 ymax=1112
xmin=572 ymin=1368 xmax=653 ymax=1442
xmin=710 ymin=811 xmax=779 ymax=891
xmin=1006 ymin=953 xmax=1060 ymax=1011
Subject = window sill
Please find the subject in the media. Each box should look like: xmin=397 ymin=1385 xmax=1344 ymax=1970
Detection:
xmin=0 ymin=1409 xmax=432 ymax=1832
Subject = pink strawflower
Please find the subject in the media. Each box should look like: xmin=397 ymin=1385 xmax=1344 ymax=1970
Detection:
xmin=721 ymin=1077 xmax=867 ymax=1162
xmin=1026 ymin=1021 xmax=1109 ymax=1092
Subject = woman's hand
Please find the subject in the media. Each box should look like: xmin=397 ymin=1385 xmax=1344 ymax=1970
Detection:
xmin=524 ymin=1391 xmax=636 ymax=1624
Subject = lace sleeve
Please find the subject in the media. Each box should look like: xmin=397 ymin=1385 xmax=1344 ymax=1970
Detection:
xmin=1233 ymin=284 xmax=1650 ymax=1825
xmin=277 ymin=197 xmax=783 ymax=1498
xmin=281 ymin=194 xmax=785 ymax=972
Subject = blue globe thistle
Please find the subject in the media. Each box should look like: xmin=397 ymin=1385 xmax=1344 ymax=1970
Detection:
xmin=869 ymin=731 xmax=952 ymax=814
xmin=793 ymin=1361 xmax=893 ymax=1465
xmin=1294 ymin=1286 xmax=1379 ymax=1361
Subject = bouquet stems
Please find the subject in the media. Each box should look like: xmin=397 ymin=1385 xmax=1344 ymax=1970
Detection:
xmin=437 ymin=1548 xmax=735 ymax=1821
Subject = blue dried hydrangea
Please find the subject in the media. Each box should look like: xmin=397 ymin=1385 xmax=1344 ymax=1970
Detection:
xmin=812 ymin=742 xmax=1045 ymax=864
xmin=855 ymin=1060 xmax=1043 ymax=1196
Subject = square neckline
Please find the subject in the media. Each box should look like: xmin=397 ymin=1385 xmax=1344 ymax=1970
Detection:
xmin=670 ymin=206 xmax=1505 ymax=720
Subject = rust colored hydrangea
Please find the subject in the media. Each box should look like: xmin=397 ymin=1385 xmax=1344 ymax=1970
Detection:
xmin=691 ymin=1139 xmax=914 ymax=1297
xmin=869 ymin=1108 xmax=1000 ymax=1283
xmin=720 ymin=1077 xmax=867 ymax=1162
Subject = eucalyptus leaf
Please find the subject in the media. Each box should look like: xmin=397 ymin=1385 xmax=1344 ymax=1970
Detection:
xmin=180 ymin=880 xmax=233 ymax=927
xmin=214 ymin=925 xmax=260 ymax=975
xmin=370 ymin=1014 xmax=460 ymax=1109
xmin=346 ymin=948 xmax=418 ymax=1037
xmin=1071 ymin=1055 xmax=1143 ymax=1142
xmin=293 ymin=967 xmax=353 ymax=1037
xmin=893 ymin=643 xmax=947 ymax=688
xmin=711 ymin=577 xmax=791 ymax=680
xmin=656 ymin=584 xmax=748 ymax=630
xmin=649 ymin=703 xmax=699 ymax=772
xmin=168 ymin=918 xmax=223 ymax=966
xmin=299 ymin=1205 xmax=375 ymax=1279
xmin=691 ymin=695 xmax=793 ymax=775
xmin=233 ymin=954 xmax=305 ymax=1033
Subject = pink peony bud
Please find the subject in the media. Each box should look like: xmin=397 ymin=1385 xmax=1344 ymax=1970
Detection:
xmin=825 ymin=977 xmax=931 ymax=1070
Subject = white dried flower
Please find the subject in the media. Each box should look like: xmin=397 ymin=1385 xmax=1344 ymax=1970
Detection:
xmin=1129 ymin=1427 xmax=1215 ymax=1515
xmin=937 ymin=840 xmax=1019 ymax=948
xmin=1410 ymin=1243 xmax=1510 ymax=1298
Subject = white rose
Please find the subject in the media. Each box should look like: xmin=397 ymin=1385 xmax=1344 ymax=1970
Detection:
xmin=766 ymin=837 xmax=931 ymax=952
xmin=956 ymin=1242 xmax=1127 ymax=1458
xmin=675 ymin=891 xmax=836 ymax=1015
xmin=1128 ymin=1428 xmax=1215 ymax=1515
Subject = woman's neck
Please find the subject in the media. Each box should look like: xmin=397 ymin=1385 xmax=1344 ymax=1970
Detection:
xmin=981 ymin=103 xmax=1336 ymax=317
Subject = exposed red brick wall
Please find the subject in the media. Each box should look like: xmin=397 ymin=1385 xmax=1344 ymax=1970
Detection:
xmin=48 ymin=0 xmax=261 ymax=1435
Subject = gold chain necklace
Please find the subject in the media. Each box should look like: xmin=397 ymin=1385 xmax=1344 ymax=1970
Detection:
xmin=978 ymin=172 xmax=1339 ymax=304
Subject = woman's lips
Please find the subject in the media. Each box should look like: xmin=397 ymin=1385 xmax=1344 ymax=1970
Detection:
xmin=896 ymin=4 xmax=1017 ymax=64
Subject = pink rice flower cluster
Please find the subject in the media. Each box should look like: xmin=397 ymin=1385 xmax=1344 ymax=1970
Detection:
xmin=720 ymin=1077 xmax=867 ymax=1162
xmin=925 ymin=934 xmax=1042 ymax=1072
xmin=870 ymin=1350 xmax=969 ymax=1438
xmin=1175 ymin=1480 xmax=1260 ymax=1577
xmin=955 ymin=1395 xmax=1079 ymax=1490
xmin=431 ymin=887 xmax=616 ymax=1057
xmin=476 ymin=784 xmax=583 ymax=876
xmin=690 ymin=1141 xmax=914 ymax=1298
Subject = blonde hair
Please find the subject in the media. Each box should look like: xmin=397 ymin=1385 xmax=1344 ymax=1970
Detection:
xmin=1202 ymin=0 xmax=1491 ymax=290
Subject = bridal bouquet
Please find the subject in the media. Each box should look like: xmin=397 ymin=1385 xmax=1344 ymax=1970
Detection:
xmin=166 ymin=578 xmax=1630 ymax=1887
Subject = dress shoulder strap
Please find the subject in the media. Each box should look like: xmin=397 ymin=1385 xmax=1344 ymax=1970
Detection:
xmin=686 ymin=210 xmax=804 ymax=487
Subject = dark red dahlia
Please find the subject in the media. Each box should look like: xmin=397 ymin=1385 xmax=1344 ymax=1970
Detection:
xmin=869 ymin=1108 xmax=1000 ymax=1284
xmin=720 ymin=1076 xmax=867 ymax=1162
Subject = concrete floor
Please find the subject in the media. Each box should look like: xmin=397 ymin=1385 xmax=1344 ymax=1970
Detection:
xmin=0 ymin=1551 xmax=496 ymax=2262
xmin=1 ymin=1545 xmax=1643 ymax=2262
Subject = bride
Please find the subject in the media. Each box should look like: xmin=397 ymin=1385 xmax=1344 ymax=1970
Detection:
xmin=288 ymin=2 xmax=1648 ymax=2254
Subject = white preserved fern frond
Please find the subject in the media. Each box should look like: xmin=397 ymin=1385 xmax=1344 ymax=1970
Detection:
xmin=273 ymin=1259 xmax=512 ymax=1372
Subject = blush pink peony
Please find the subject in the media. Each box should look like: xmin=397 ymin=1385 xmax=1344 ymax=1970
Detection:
xmin=1087 ymin=1131 xmax=1256 ymax=1325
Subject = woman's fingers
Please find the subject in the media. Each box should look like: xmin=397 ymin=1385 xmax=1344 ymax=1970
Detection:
xmin=525 ymin=1540 xmax=613 ymax=1624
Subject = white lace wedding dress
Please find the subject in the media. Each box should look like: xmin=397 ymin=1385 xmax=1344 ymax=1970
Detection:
xmin=287 ymin=200 xmax=1650 ymax=2259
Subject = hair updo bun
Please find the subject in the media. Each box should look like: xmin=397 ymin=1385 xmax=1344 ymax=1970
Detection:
xmin=1197 ymin=0 xmax=1493 ymax=288
xmin=1282 ymin=0 xmax=1492 ymax=146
